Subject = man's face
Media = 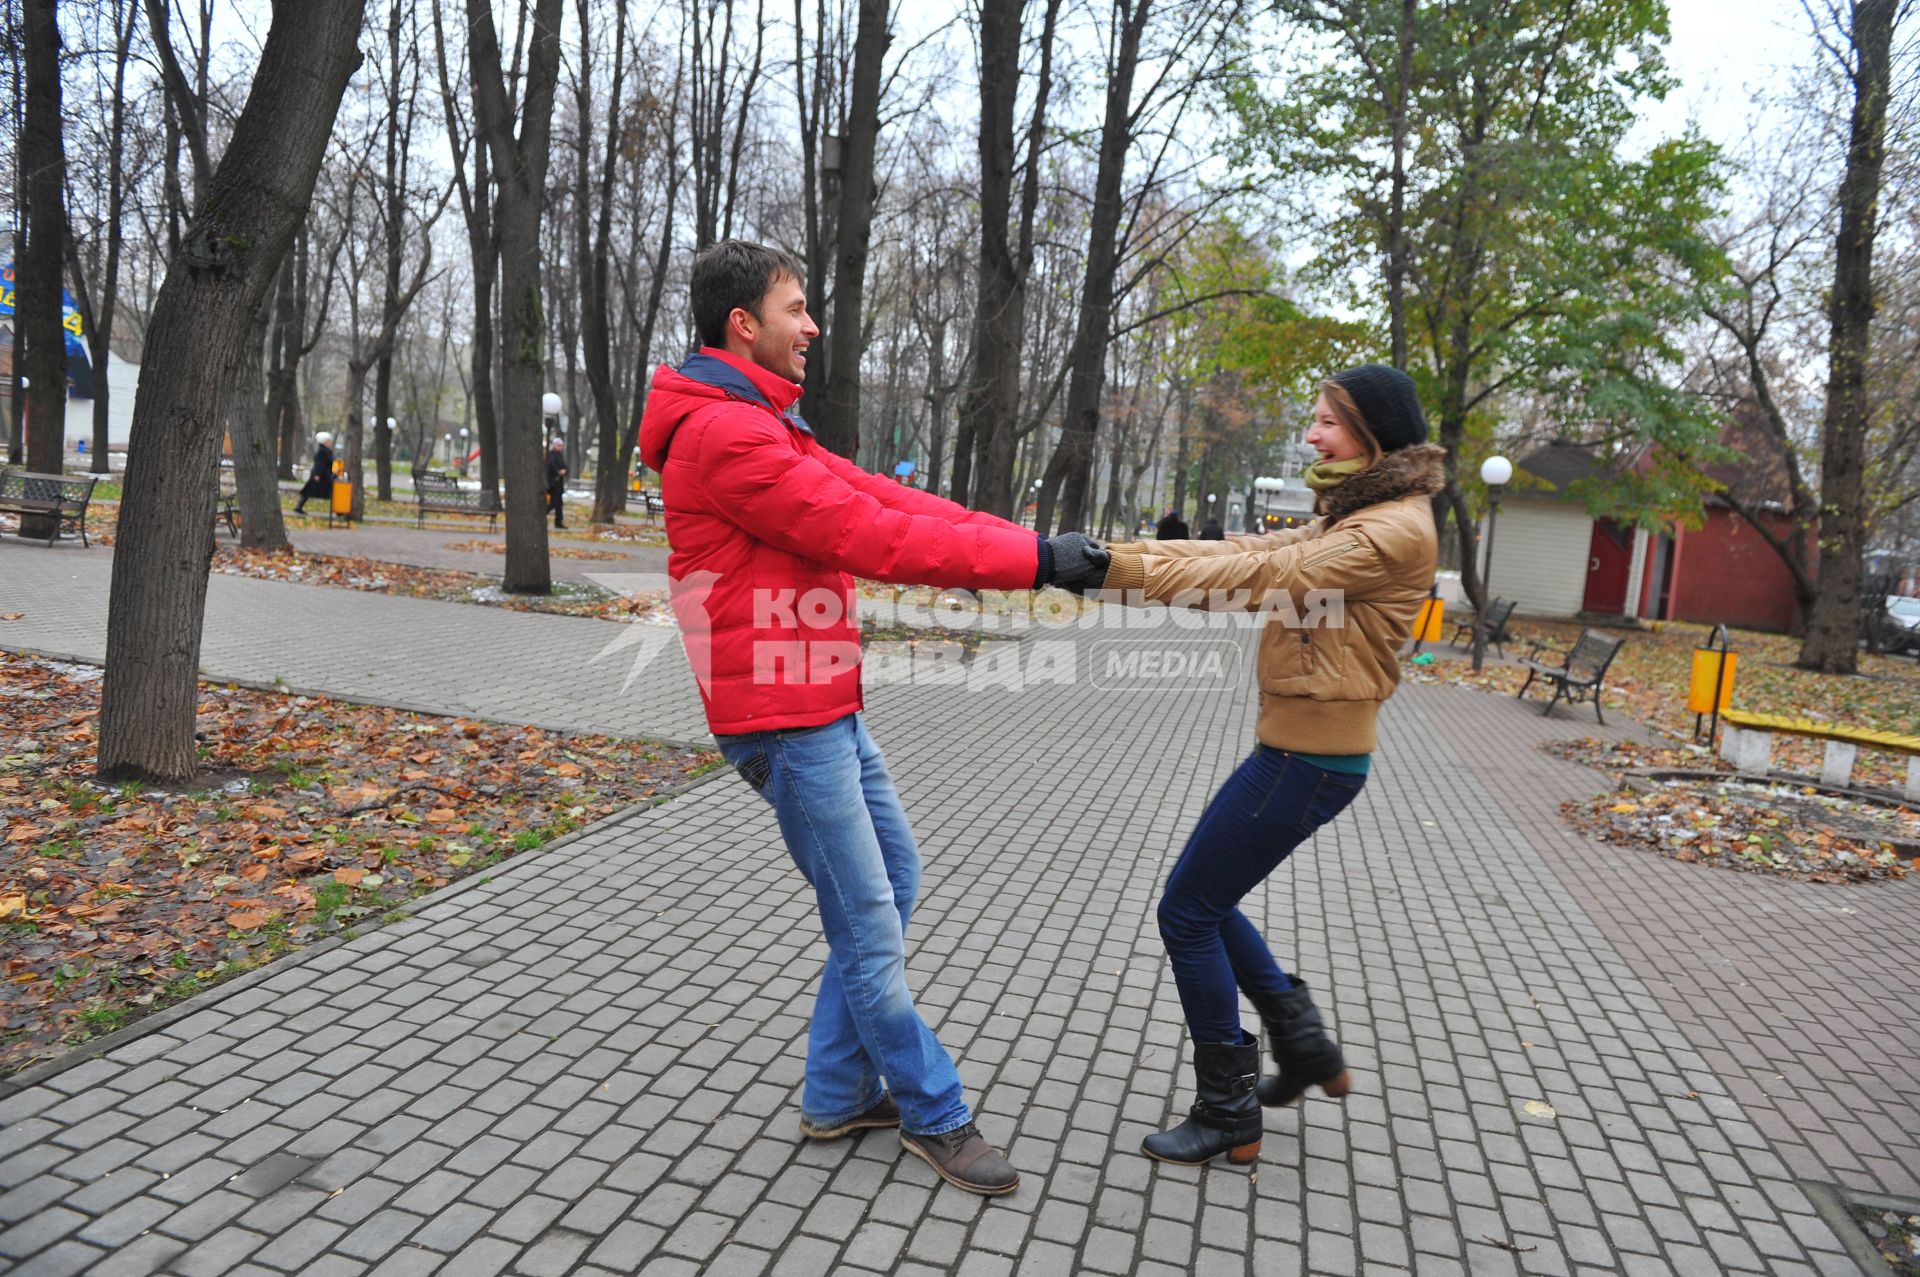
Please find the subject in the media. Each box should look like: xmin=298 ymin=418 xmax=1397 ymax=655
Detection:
xmin=737 ymin=274 xmax=819 ymax=383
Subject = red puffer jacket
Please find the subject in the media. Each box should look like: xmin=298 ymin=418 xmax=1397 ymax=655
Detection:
xmin=638 ymin=348 xmax=1044 ymax=735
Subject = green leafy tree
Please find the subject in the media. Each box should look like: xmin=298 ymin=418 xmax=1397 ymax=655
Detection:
xmin=1229 ymin=0 xmax=1728 ymax=609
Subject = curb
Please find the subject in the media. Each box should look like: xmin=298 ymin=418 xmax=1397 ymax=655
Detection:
xmin=0 ymin=645 xmax=711 ymax=753
xmin=1800 ymin=1180 xmax=1914 ymax=1277
xmin=0 ymin=762 xmax=736 ymax=1101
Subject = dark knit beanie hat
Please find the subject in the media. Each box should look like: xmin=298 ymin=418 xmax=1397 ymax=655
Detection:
xmin=1330 ymin=364 xmax=1428 ymax=453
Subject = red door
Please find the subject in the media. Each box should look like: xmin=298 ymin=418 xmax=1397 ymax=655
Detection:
xmin=1583 ymin=519 xmax=1632 ymax=614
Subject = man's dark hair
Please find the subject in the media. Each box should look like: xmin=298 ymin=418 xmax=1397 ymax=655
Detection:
xmin=690 ymin=240 xmax=807 ymax=348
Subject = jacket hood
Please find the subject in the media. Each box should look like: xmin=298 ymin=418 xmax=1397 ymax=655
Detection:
xmin=639 ymin=347 xmax=810 ymax=471
xmin=1317 ymin=443 xmax=1447 ymax=524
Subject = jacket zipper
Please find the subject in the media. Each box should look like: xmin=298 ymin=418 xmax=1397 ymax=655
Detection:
xmin=1301 ymin=538 xmax=1360 ymax=570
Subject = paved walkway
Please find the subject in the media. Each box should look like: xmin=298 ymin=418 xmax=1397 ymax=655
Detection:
xmin=0 ymin=537 xmax=1900 ymax=1275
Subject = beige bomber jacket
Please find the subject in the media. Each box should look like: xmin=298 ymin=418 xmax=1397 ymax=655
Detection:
xmin=1099 ymin=444 xmax=1447 ymax=755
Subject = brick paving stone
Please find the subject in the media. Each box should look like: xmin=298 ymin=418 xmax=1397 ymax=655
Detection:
xmin=0 ymin=564 xmax=1878 ymax=1273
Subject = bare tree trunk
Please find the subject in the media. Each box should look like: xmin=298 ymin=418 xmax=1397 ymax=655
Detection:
xmin=20 ymin=0 xmax=68 ymax=477
xmin=67 ymin=0 xmax=136 ymax=476
xmin=468 ymin=0 xmax=565 ymax=594
xmin=955 ymin=0 xmax=1058 ymax=515
xmin=229 ymin=297 xmax=290 ymax=550
xmin=1035 ymin=0 xmax=1150 ymax=535
xmin=433 ymin=0 xmax=503 ymax=503
xmin=807 ymin=0 xmax=890 ymax=459
xmin=1798 ymin=0 xmax=1897 ymax=674
xmin=6 ymin=0 xmax=24 ymax=465
xmin=581 ymin=0 xmax=631 ymax=524
xmin=1380 ymin=0 xmax=1413 ymax=370
xmin=98 ymin=0 xmax=368 ymax=783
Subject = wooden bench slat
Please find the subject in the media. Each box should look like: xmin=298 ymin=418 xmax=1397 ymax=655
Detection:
xmin=1718 ymin=709 xmax=1920 ymax=755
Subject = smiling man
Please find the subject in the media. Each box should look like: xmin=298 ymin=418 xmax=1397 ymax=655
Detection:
xmin=637 ymin=240 xmax=1105 ymax=1196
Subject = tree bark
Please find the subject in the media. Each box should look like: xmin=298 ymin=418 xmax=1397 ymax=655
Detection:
xmin=20 ymin=0 xmax=68 ymax=476
xmin=433 ymin=0 xmax=503 ymax=503
xmin=1035 ymin=0 xmax=1150 ymax=535
xmin=229 ymin=297 xmax=290 ymax=550
xmin=581 ymin=0 xmax=631 ymax=525
xmin=97 ymin=0 xmax=368 ymax=783
xmin=68 ymin=0 xmax=136 ymax=476
xmin=467 ymin=0 xmax=565 ymax=595
xmin=1798 ymin=0 xmax=1897 ymax=675
xmin=954 ymin=0 xmax=1057 ymax=515
xmin=807 ymin=0 xmax=890 ymax=459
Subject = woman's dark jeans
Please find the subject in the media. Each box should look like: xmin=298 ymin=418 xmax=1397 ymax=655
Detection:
xmin=1157 ymin=745 xmax=1366 ymax=1043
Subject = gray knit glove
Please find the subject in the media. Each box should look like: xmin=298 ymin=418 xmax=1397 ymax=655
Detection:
xmin=1046 ymin=533 xmax=1110 ymax=594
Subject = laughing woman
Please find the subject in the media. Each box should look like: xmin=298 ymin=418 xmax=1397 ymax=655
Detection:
xmin=1080 ymin=364 xmax=1445 ymax=1166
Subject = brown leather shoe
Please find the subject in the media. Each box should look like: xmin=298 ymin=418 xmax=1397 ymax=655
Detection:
xmin=799 ymin=1095 xmax=900 ymax=1140
xmin=900 ymin=1122 xmax=1020 ymax=1196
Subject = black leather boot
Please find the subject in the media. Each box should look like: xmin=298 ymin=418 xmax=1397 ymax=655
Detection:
xmin=1141 ymin=1034 xmax=1264 ymax=1167
xmin=1247 ymin=979 xmax=1352 ymax=1107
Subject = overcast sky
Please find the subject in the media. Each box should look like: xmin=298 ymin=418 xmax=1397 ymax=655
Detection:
xmin=1631 ymin=0 xmax=1818 ymax=151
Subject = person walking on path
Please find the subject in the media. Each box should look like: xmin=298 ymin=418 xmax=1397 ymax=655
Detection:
xmin=546 ymin=436 xmax=569 ymax=529
xmin=1079 ymin=364 xmax=1445 ymax=1167
xmin=294 ymin=433 xmax=333 ymax=514
xmin=1155 ymin=508 xmax=1189 ymax=540
xmin=638 ymin=239 xmax=1102 ymax=1197
xmin=1198 ymin=515 xmax=1225 ymax=540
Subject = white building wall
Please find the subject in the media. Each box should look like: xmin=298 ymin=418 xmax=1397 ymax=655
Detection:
xmin=62 ymin=353 xmax=140 ymax=449
xmin=1481 ymin=498 xmax=1591 ymax=618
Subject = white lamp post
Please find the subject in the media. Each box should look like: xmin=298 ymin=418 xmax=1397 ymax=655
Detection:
xmin=1472 ymin=454 xmax=1513 ymax=673
xmin=458 ymin=427 xmax=470 ymax=477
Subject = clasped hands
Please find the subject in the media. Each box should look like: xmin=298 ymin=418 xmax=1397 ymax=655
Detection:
xmin=1043 ymin=533 xmax=1110 ymax=595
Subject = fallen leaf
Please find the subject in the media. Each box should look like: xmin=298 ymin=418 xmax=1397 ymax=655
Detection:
xmin=228 ymin=911 xmax=268 ymax=931
xmin=332 ymin=867 xmax=365 ymax=887
xmin=0 ymin=612 xmax=23 ymax=621
xmin=1523 ymin=1100 xmax=1557 ymax=1119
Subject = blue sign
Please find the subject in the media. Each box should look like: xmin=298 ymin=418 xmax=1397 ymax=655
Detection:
xmin=0 ymin=262 xmax=89 ymax=361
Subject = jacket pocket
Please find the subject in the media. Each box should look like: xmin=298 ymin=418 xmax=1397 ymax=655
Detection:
xmin=1257 ymin=619 xmax=1349 ymax=700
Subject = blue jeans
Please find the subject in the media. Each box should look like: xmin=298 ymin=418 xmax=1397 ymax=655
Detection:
xmin=1157 ymin=745 xmax=1367 ymax=1043
xmin=715 ymin=714 xmax=971 ymax=1136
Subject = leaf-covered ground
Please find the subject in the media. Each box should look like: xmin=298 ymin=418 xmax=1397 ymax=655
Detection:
xmin=1847 ymin=1201 xmax=1920 ymax=1276
xmin=1561 ymin=775 xmax=1912 ymax=884
xmin=0 ymin=651 xmax=717 ymax=1078
xmin=1408 ymin=617 xmax=1920 ymax=790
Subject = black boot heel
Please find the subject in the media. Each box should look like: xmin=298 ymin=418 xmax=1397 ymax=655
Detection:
xmin=1142 ymin=1035 xmax=1264 ymax=1168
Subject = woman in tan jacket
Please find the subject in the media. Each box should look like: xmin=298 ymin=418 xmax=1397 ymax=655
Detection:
xmin=1073 ymin=364 xmax=1446 ymax=1167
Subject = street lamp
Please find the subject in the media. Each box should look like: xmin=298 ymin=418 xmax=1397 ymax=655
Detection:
xmin=458 ymin=428 xmax=470 ymax=477
xmin=1471 ymin=454 xmax=1513 ymax=673
xmin=442 ymin=432 xmax=452 ymax=469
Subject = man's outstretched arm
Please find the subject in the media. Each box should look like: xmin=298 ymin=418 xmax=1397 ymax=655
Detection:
xmin=702 ymin=413 xmax=1045 ymax=591
xmin=813 ymin=447 xmax=1031 ymax=536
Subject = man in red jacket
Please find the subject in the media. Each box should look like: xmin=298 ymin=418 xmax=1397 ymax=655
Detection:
xmin=639 ymin=240 xmax=1104 ymax=1196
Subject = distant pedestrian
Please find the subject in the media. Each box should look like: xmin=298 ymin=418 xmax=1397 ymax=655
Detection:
xmin=295 ymin=433 xmax=333 ymax=514
xmin=546 ymin=436 xmax=569 ymax=529
xmin=1155 ymin=508 xmax=1189 ymax=540
xmin=1198 ymin=516 xmax=1225 ymax=540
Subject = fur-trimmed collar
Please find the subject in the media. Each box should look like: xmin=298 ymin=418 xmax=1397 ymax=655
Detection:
xmin=1315 ymin=443 xmax=1448 ymax=525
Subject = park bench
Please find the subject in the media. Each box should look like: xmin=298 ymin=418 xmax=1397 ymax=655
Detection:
xmin=1514 ymin=627 xmax=1626 ymax=723
xmin=214 ymin=469 xmax=239 ymax=538
xmin=414 ymin=471 xmax=500 ymax=531
xmin=1717 ymin=708 xmax=1920 ymax=802
xmin=0 ymin=469 xmax=98 ymax=547
xmin=1451 ymin=596 xmax=1517 ymax=658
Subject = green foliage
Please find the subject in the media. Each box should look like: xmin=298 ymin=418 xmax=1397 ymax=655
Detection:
xmin=1226 ymin=0 xmax=1731 ymax=525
